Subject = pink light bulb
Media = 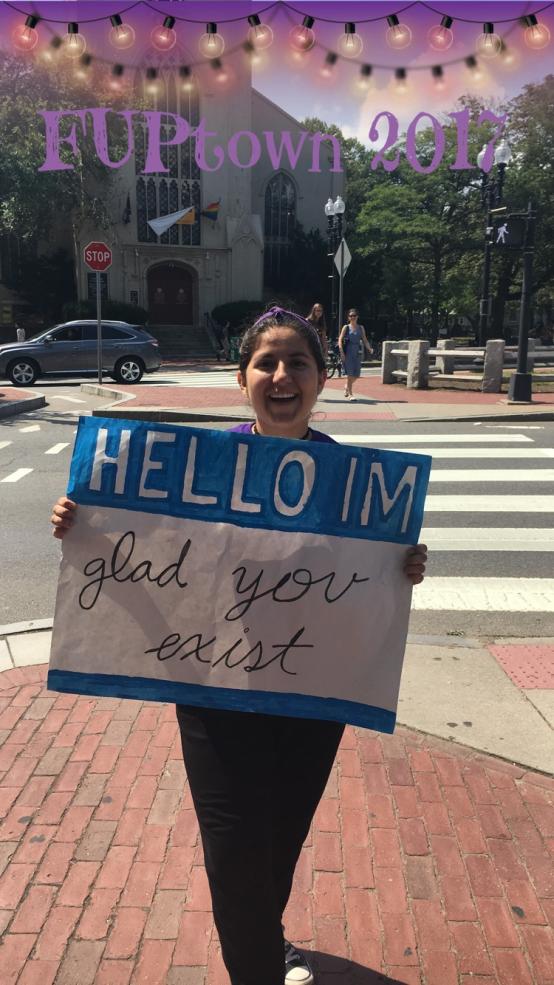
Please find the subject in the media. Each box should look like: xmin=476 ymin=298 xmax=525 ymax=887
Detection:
xmin=248 ymin=23 xmax=273 ymax=50
xmin=289 ymin=24 xmax=315 ymax=53
xmin=525 ymin=22 xmax=551 ymax=49
xmin=428 ymin=24 xmax=453 ymax=50
xmin=476 ymin=24 xmax=501 ymax=58
xmin=12 ymin=22 xmax=39 ymax=51
xmin=151 ymin=19 xmax=177 ymax=52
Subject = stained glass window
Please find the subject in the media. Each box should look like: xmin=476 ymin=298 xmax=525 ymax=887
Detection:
xmin=264 ymin=173 xmax=297 ymax=284
xmin=135 ymin=69 xmax=201 ymax=244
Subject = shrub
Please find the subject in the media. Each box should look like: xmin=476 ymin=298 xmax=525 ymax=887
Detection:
xmin=61 ymin=299 xmax=149 ymax=324
xmin=211 ymin=300 xmax=263 ymax=335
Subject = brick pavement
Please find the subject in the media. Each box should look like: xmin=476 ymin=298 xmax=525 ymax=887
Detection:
xmin=0 ymin=663 xmax=552 ymax=985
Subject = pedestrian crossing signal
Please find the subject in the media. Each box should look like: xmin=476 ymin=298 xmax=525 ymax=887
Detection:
xmin=492 ymin=216 xmax=525 ymax=248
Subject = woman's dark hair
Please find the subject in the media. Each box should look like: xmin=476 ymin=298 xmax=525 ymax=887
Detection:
xmin=239 ymin=306 xmax=326 ymax=374
xmin=306 ymin=302 xmax=327 ymax=333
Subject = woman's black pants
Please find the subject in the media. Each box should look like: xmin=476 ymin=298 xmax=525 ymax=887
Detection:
xmin=176 ymin=704 xmax=344 ymax=985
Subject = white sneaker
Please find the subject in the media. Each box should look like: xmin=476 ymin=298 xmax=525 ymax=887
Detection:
xmin=284 ymin=940 xmax=314 ymax=984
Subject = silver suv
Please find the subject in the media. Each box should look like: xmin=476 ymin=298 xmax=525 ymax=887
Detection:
xmin=0 ymin=321 xmax=161 ymax=386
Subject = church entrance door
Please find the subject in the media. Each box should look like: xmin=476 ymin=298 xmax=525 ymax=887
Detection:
xmin=147 ymin=264 xmax=194 ymax=325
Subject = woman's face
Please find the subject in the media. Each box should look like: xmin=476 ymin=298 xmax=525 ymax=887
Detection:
xmin=238 ymin=326 xmax=326 ymax=438
xmin=349 ymin=311 xmax=358 ymax=321
xmin=313 ymin=304 xmax=323 ymax=317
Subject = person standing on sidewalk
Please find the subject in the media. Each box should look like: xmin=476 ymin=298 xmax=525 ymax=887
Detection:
xmin=50 ymin=306 xmax=427 ymax=985
xmin=306 ymin=302 xmax=328 ymax=357
xmin=338 ymin=309 xmax=373 ymax=401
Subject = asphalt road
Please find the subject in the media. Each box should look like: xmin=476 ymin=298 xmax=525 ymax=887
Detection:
xmin=1 ymin=380 xmax=553 ymax=640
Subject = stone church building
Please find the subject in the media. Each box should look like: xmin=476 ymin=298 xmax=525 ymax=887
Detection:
xmin=70 ymin=49 xmax=344 ymax=350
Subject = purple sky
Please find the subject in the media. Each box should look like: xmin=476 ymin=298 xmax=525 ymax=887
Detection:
xmin=4 ymin=2 xmax=553 ymax=140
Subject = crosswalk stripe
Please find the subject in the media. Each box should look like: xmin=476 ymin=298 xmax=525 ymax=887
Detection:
xmin=333 ymin=434 xmax=533 ymax=444
xmin=425 ymin=495 xmax=554 ymax=512
xmin=18 ymin=424 xmax=40 ymax=433
xmin=45 ymin=443 xmax=70 ymax=455
xmin=0 ymin=441 xmax=12 ymax=451
xmin=1 ymin=468 xmax=33 ymax=483
xmin=411 ymin=578 xmax=554 ymax=611
xmin=422 ymin=528 xmax=554 ymax=551
xmin=380 ymin=448 xmax=554 ymax=459
xmin=428 ymin=469 xmax=554 ymax=482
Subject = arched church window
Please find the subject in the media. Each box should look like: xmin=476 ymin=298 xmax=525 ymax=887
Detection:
xmin=135 ymin=67 xmax=201 ymax=245
xmin=264 ymin=173 xmax=297 ymax=286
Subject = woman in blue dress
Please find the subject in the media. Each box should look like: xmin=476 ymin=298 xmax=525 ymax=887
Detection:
xmin=338 ymin=308 xmax=373 ymax=400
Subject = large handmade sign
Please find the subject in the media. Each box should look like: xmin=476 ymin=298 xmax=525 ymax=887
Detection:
xmin=48 ymin=418 xmax=431 ymax=732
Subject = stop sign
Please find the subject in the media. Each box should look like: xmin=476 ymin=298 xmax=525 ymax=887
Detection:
xmin=83 ymin=241 xmax=112 ymax=271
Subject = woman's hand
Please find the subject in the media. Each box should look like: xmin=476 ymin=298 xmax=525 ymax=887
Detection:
xmin=51 ymin=497 xmax=77 ymax=539
xmin=404 ymin=544 xmax=427 ymax=585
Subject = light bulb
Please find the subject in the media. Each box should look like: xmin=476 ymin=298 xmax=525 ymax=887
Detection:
xmin=524 ymin=17 xmax=550 ymax=49
xmin=338 ymin=23 xmax=363 ymax=58
xmin=476 ymin=23 xmax=501 ymax=58
xmin=62 ymin=25 xmax=86 ymax=59
xmin=247 ymin=15 xmax=273 ymax=50
xmin=386 ymin=15 xmax=412 ymax=50
xmin=210 ymin=59 xmax=233 ymax=87
xmin=151 ymin=17 xmax=177 ymax=52
xmin=321 ymin=53 xmax=337 ymax=78
xmin=12 ymin=16 xmax=39 ymax=52
xmin=109 ymin=16 xmax=135 ymax=50
xmin=395 ymin=69 xmax=408 ymax=93
xmin=289 ymin=16 xmax=315 ymax=53
xmin=356 ymin=65 xmax=373 ymax=91
xmin=199 ymin=23 xmax=225 ymax=58
xmin=432 ymin=66 xmax=445 ymax=90
xmin=428 ymin=16 xmax=453 ymax=51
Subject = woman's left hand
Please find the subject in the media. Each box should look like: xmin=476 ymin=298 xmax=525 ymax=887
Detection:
xmin=404 ymin=544 xmax=428 ymax=585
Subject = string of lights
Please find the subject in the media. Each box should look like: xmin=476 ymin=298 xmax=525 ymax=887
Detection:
xmin=6 ymin=1 xmax=553 ymax=93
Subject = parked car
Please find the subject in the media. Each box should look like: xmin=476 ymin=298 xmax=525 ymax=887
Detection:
xmin=0 ymin=321 xmax=161 ymax=385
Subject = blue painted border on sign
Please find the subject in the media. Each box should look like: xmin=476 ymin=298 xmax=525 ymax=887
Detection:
xmin=67 ymin=417 xmax=431 ymax=546
xmin=47 ymin=669 xmax=396 ymax=733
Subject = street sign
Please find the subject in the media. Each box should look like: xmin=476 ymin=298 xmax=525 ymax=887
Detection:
xmin=83 ymin=242 xmax=112 ymax=385
xmin=492 ymin=217 xmax=525 ymax=249
xmin=83 ymin=241 xmax=112 ymax=271
xmin=334 ymin=239 xmax=351 ymax=274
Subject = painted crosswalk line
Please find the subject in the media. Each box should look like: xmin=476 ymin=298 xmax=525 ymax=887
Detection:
xmin=333 ymin=434 xmax=533 ymax=444
xmin=412 ymin=578 xmax=554 ymax=611
xmin=425 ymin=495 xmax=554 ymax=512
xmin=0 ymin=441 xmax=13 ymax=451
xmin=422 ymin=528 xmax=554 ymax=551
xmin=1 ymin=468 xmax=33 ymax=483
xmin=44 ymin=443 xmax=70 ymax=455
xmin=428 ymin=469 xmax=554 ymax=482
xmin=375 ymin=448 xmax=553 ymax=459
xmin=18 ymin=424 xmax=41 ymax=433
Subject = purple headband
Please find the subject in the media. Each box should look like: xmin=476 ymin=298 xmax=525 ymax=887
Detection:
xmin=252 ymin=305 xmax=318 ymax=336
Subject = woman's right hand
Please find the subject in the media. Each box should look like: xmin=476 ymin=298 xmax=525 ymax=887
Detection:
xmin=51 ymin=497 xmax=77 ymax=539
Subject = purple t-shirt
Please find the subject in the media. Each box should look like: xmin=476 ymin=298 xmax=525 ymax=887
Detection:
xmin=229 ymin=422 xmax=336 ymax=444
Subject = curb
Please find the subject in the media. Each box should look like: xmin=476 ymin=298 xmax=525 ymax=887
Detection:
xmin=82 ymin=383 xmax=554 ymax=426
xmin=0 ymin=392 xmax=46 ymax=418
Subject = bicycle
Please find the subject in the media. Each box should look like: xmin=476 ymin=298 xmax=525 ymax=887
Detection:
xmin=326 ymin=344 xmax=343 ymax=379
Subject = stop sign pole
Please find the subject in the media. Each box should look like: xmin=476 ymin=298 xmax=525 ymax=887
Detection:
xmin=83 ymin=242 xmax=112 ymax=384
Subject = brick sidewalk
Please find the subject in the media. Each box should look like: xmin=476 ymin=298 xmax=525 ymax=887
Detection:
xmin=0 ymin=665 xmax=552 ymax=985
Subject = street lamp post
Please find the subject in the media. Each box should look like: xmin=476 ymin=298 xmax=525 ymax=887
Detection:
xmin=324 ymin=195 xmax=346 ymax=339
xmin=508 ymin=201 xmax=536 ymax=403
xmin=477 ymin=139 xmax=512 ymax=345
